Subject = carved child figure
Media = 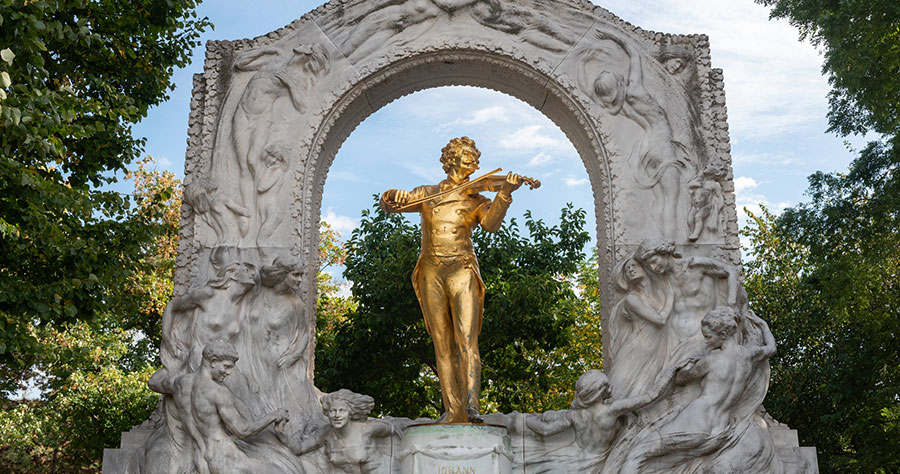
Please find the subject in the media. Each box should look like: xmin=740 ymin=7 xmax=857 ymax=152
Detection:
xmin=686 ymin=161 xmax=726 ymax=242
xmin=276 ymin=389 xmax=393 ymax=474
xmin=525 ymin=365 xmax=686 ymax=457
xmin=191 ymin=340 xmax=289 ymax=474
xmin=184 ymin=178 xmax=251 ymax=245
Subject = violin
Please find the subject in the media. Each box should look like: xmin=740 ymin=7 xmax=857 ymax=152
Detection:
xmin=463 ymin=169 xmax=541 ymax=193
xmin=395 ymin=168 xmax=540 ymax=211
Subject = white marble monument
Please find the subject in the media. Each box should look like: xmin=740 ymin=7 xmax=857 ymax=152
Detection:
xmin=102 ymin=1 xmax=819 ymax=473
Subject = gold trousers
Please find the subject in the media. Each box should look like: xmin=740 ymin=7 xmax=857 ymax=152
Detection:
xmin=413 ymin=254 xmax=484 ymax=423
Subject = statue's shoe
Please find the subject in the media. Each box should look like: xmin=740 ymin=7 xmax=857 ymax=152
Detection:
xmin=467 ymin=407 xmax=484 ymax=424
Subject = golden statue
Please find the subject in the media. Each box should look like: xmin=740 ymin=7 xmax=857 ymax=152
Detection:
xmin=380 ymin=137 xmax=539 ymax=423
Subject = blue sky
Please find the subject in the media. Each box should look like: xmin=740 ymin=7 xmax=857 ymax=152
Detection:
xmin=132 ymin=0 xmax=864 ymax=254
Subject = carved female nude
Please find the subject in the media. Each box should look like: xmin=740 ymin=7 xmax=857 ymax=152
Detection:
xmin=157 ymin=261 xmax=258 ymax=375
xmin=590 ymin=29 xmax=686 ymax=239
xmin=230 ymin=44 xmax=327 ymax=240
xmin=255 ymin=143 xmax=291 ymax=246
xmin=242 ymin=258 xmax=318 ymax=426
xmin=606 ymin=256 xmax=675 ymax=399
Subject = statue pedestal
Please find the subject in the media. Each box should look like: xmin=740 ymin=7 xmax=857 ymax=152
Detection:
xmin=400 ymin=424 xmax=512 ymax=474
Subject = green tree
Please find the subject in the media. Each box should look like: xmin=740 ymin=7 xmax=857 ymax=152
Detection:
xmin=750 ymin=2 xmax=900 ymax=472
xmin=755 ymin=0 xmax=900 ymax=142
xmin=0 ymin=160 xmax=181 ymax=473
xmin=314 ymin=200 xmax=597 ymax=418
xmin=0 ymin=0 xmax=209 ymax=393
xmin=743 ymin=142 xmax=900 ymax=473
xmin=315 ymin=221 xmax=357 ymax=369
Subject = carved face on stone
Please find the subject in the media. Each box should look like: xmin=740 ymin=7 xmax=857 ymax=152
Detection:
xmin=285 ymin=268 xmax=303 ymax=290
xmin=289 ymin=43 xmax=328 ymax=77
xmin=210 ymin=359 xmax=235 ymax=383
xmin=701 ymin=307 xmax=739 ymax=349
xmin=701 ymin=323 xmax=728 ymax=349
xmin=624 ymin=259 xmax=645 ymax=283
xmin=643 ymin=253 xmax=671 ymax=275
xmin=235 ymin=263 xmax=257 ymax=287
xmin=664 ymin=57 xmax=685 ymax=74
xmin=327 ymin=400 xmax=352 ymax=429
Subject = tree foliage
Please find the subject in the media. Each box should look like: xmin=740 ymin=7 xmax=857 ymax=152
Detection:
xmin=743 ymin=142 xmax=900 ymax=473
xmin=0 ymin=0 xmax=209 ymax=391
xmin=749 ymin=3 xmax=900 ymax=472
xmin=0 ymin=160 xmax=181 ymax=473
xmin=314 ymin=200 xmax=598 ymax=418
xmin=756 ymin=0 xmax=900 ymax=141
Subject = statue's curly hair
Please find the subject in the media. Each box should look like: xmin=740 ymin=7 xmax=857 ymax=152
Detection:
xmin=702 ymin=306 xmax=739 ymax=338
xmin=320 ymin=389 xmax=375 ymax=421
xmin=571 ymin=369 xmax=610 ymax=409
xmin=634 ymin=238 xmax=682 ymax=263
xmin=440 ymin=136 xmax=480 ymax=174
xmin=202 ymin=340 xmax=239 ymax=363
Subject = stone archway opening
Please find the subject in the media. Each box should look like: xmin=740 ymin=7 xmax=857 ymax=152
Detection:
xmin=318 ymin=84 xmax=599 ymax=288
xmin=304 ymin=52 xmax=618 ymax=318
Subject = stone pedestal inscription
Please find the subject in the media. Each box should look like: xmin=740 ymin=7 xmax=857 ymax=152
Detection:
xmin=400 ymin=425 xmax=512 ymax=474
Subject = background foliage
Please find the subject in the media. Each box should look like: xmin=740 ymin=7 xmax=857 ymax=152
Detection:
xmin=749 ymin=1 xmax=899 ymax=472
xmin=0 ymin=162 xmax=180 ymax=473
xmin=313 ymin=200 xmax=600 ymax=418
xmin=0 ymin=0 xmax=209 ymax=394
xmin=743 ymin=143 xmax=900 ymax=473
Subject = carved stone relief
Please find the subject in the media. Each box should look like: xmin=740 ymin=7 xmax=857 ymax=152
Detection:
xmin=101 ymin=1 xmax=819 ymax=473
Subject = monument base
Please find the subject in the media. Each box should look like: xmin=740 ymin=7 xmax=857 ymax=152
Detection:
xmin=400 ymin=424 xmax=512 ymax=474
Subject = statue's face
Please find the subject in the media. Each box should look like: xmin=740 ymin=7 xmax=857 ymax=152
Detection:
xmin=664 ymin=57 xmax=685 ymax=74
xmin=644 ymin=254 xmax=669 ymax=274
xmin=327 ymin=400 xmax=351 ymax=429
xmin=594 ymin=71 xmax=620 ymax=106
xmin=452 ymin=146 xmax=479 ymax=178
xmin=625 ymin=259 xmax=645 ymax=282
xmin=236 ymin=263 xmax=257 ymax=286
xmin=210 ymin=359 xmax=235 ymax=383
xmin=701 ymin=323 xmax=728 ymax=350
xmin=285 ymin=269 xmax=303 ymax=289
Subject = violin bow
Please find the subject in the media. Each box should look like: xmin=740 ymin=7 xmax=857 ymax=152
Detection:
xmin=395 ymin=168 xmax=503 ymax=212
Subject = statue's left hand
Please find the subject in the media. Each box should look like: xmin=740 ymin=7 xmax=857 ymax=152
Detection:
xmin=502 ymin=172 xmax=524 ymax=193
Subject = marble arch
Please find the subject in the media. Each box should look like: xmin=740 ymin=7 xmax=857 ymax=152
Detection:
xmin=177 ymin=0 xmax=740 ymax=341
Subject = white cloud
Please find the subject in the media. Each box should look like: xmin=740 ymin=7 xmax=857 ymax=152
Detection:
xmin=438 ymin=105 xmax=512 ymax=130
xmin=565 ymin=176 xmax=589 ymax=187
xmin=599 ymin=0 xmax=830 ymax=141
xmin=500 ymin=125 xmax=562 ymax=150
xmin=465 ymin=105 xmax=510 ymax=125
xmin=154 ymin=156 xmax=174 ymax=168
xmin=733 ymin=176 xmax=759 ymax=195
xmin=321 ymin=208 xmax=358 ymax=238
xmin=527 ymin=152 xmax=555 ymax=167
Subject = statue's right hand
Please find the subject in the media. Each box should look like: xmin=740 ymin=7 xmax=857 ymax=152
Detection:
xmin=387 ymin=189 xmax=412 ymax=207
